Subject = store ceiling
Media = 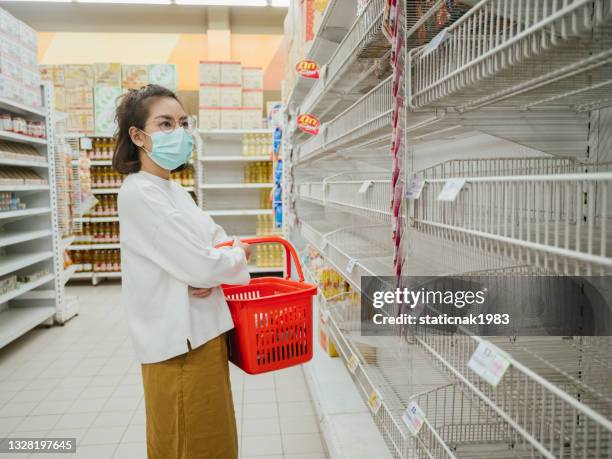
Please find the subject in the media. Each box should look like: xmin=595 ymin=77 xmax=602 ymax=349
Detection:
xmin=0 ymin=3 xmax=286 ymax=33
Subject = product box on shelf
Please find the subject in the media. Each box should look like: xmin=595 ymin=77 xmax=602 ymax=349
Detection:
xmin=319 ymin=313 xmax=339 ymax=357
xmin=40 ymin=65 xmax=65 ymax=86
xmin=0 ymin=75 xmax=22 ymax=103
xmin=200 ymin=61 xmax=221 ymax=84
xmin=122 ymin=65 xmax=148 ymax=89
xmin=0 ymin=8 xmax=20 ymax=38
xmin=199 ymin=85 xmax=220 ymax=107
xmin=242 ymin=89 xmax=263 ymax=108
xmin=0 ymin=55 xmax=21 ymax=81
xmin=148 ymin=64 xmax=177 ymax=91
xmin=18 ymin=21 xmax=37 ymax=50
xmin=199 ymin=107 xmax=221 ymax=130
xmin=220 ymin=85 xmax=242 ymax=107
xmin=64 ymin=64 xmax=94 ymax=90
xmin=53 ymin=86 xmax=66 ymax=112
xmin=220 ymin=108 xmax=242 ymax=130
xmin=94 ymin=86 xmax=122 ymax=136
xmin=242 ymin=67 xmax=263 ymax=89
xmin=66 ymin=109 xmax=94 ymax=133
xmin=22 ymin=67 xmax=40 ymax=91
xmin=220 ymin=62 xmax=242 ymax=85
xmin=94 ymin=63 xmax=122 ymax=87
xmin=241 ymin=108 xmax=262 ymax=129
xmin=22 ymin=86 xmax=42 ymax=109
xmin=0 ymin=35 xmax=21 ymax=65
xmin=20 ymin=48 xmax=38 ymax=73
xmin=66 ymin=88 xmax=93 ymax=110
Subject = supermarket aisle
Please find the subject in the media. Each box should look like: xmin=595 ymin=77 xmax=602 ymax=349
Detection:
xmin=0 ymin=284 xmax=328 ymax=459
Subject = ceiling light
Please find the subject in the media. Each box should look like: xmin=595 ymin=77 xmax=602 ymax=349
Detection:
xmin=174 ymin=0 xmax=267 ymax=5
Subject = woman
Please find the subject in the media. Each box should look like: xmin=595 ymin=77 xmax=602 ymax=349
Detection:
xmin=113 ymin=84 xmax=250 ymax=459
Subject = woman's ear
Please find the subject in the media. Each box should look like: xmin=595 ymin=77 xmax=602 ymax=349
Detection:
xmin=129 ymin=126 xmax=145 ymax=149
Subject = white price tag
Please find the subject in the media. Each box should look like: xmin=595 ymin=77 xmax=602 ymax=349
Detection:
xmin=346 ymin=258 xmax=357 ymax=274
xmin=422 ymin=28 xmax=449 ymax=57
xmin=368 ymin=389 xmax=382 ymax=414
xmin=358 ymin=180 xmax=373 ymax=194
xmin=437 ymin=178 xmax=466 ymax=202
xmin=80 ymin=137 xmax=93 ymax=150
xmin=405 ymin=176 xmax=425 ymax=200
xmin=347 ymin=354 xmax=359 ymax=374
xmin=402 ymin=401 xmax=426 ymax=435
xmin=468 ymin=341 xmax=511 ymax=386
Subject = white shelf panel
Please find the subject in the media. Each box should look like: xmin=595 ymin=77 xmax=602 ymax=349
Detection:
xmin=0 ymin=208 xmax=51 ymax=221
xmin=62 ymin=265 xmax=78 ymax=285
xmin=0 ymin=97 xmax=46 ymax=118
xmin=91 ymin=188 xmax=119 ymax=194
xmin=70 ymin=243 xmax=120 ymax=251
xmin=0 ymin=251 xmax=54 ymax=277
xmin=199 ymin=156 xmax=271 ymax=162
xmin=0 ymin=156 xmax=48 ymax=168
xmin=0 ymin=184 xmax=49 ymax=192
xmin=203 ymin=209 xmax=273 ymax=217
xmin=89 ymin=160 xmax=112 ymax=166
xmin=199 ymin=183 xmax=274 ymax=189
xmin=0 ymin=230 xmax=52 ymax=248
xmin=199 ymin=129 xmax=274 ymax=139
xmin=248 ymin=266 xmax=284 ymax=273
xmin=74 ymin=216 xmax=118 ymax=223
xmin=0 ymin=273 xmax=55 ymax=305
xmin=60 ymin=235 xmax=75 ymax=251
xmin=0 ymin=131 xmax=47 ymax=146
xmin=71 ymin=272 xmax=93 ymax=280
xmin=0 ymin=306 xmax=56 ymax=348
xmin=94 ymin=271 xmax=122 ymax=279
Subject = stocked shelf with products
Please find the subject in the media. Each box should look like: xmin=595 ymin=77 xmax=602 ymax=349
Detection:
xmin=284 ymin=0 xmax=612 ymax=457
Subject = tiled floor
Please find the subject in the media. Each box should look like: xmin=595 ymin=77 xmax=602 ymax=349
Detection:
xmin=0 ymin=283 xmax=328 ymax=459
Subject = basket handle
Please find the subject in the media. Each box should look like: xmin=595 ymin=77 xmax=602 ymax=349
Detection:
xmin=215 ymin=236 xmax=305 ymax=282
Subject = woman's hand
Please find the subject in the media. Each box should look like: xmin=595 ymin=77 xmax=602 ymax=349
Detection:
xmin=233 ymin=238 xmax=252 ymax=261
xmin=189 ymin=286 xmax=214 ymax=298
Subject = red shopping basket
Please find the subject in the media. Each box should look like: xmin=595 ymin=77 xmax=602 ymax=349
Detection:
xmin=215 ymin=236 xmax=317 ymax=375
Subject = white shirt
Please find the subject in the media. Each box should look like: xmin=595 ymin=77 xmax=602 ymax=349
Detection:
xmin=118 ymin=171 xmax=250 ymax=364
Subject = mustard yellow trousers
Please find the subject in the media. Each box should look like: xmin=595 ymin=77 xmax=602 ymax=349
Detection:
xmin=141 ymin=334 xmax=238 ymax=459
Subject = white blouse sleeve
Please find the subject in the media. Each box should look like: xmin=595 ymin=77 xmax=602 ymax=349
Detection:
xmin=120 ymin=182 xmax=250 ymax=288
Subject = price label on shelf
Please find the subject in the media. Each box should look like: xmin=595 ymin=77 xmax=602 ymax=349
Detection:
xmin=402 ymin=401 xmax=425 ymax=435
xmin=80 ymin=137 xmax=93 ymax=150
xmin=437 ymin=178 xmax=466 ymax=202
xmin=368 ymin=389 xmax=383 ymax=414
xmin=346 ymin=258 xmax=357 ymax=274
xmin=347 ymin=354 xmax=359 ymax=374
xmin=358 ymin=180 xmax=373 ymax=194
xmin=468 ymin=341 xmax=511 ymax=387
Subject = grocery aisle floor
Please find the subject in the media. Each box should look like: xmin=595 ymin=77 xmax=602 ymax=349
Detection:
xmin=0 ymin=284 xmax=328 ymax=459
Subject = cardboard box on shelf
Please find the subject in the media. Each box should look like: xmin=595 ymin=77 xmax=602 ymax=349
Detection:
xmin=220 ymin=62 xmax=242 ymax=85
xmin=200 ymin=61 xmax=220 ymax=84
xmin=64 ymin=65 xmax=94 ymax=90
xmin=220 ymin=85 xmax=242 ymax=107
xmin=94 ymin=63 xmax=122 ymax=87
xmin=19 ymin=21 xmax=37 ymax=50
xmin=22 ymin=68 xmax=40 ymax=91
xmin=122 ymin=65 xmax=148 ymax=89
xmin=53 ymin=86 xmax=66 ymax=112
xmin=199 ymin=107 xmax=221 ymax=131
xmin=242 ymin=67 xmax=263 ymax=89
xmin=241 ymin=107 xmax=262 ymax=129
xmin=0 ymin=9 xmax=20 ymax=39
xmin=220 ymin=108 xmax=242 ymax=130
xmin=20 ymin=47 xmax=38 ymax=71
xmin=0 ymin=55 xmax=22 ymax=81
xmin=242 ymin=89 xmax=263 ymax=108
xmin=0 ymin=74 xmax=22 ymax=103
xmin=66 ymin=109 xmax=94 ymax=133
xmin=94 ymin=86 xmax=122 ymax=136
xmin=66 ymin=88 xmax=93 ymax=109
xmin=0 ymin=35 xmax=21 ymax=64
xmin=22 ymin=86 xmax=42 ymax=108
xmin=148 ymin=64 xmax=177 ymax=91
xmin=40 ymin=65 xmax=65 ymax=86
xmin=199 ymin=85 xmax=220 ymax=108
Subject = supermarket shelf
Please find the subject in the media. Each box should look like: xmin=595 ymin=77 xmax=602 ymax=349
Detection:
xmin=0 ymin=156 xmax=48 ymax=168
xmin=62 ymin=265 xmax=78 ymax=285
xmin=199 ymin=183 xmax=274 ymax=189
xmin=199 ymin=129 xmax=274 ymax=139
xmin=89 ymin=160 xmax=112 ymax=166
xmin=70 ymin=243 xmax=120 ymax=251
xmin=91 ymin=188 xmax=120 ymax=194
xmin=60 ymin=235 xmax=75 ymax=251
xmin=0 ymin=251 xmax=54 ymax=277
xmin=199 ymin=156 xmax=271 ymax=162
xmin=203 ymin=209 xmax=273 ymax=216
xmin=0 ymin=306 xmax=56 ymax=349
xmin=248 ymin=265 xmax=283 ymax=273
xmin=74 ymin=216 xmax=118 ymax=223
xmin=0 ymin=229 xmax=52 ymax=248
xmin=94 ymin=271 xmax=122 ymax=279
xmin=0 ymin=208 xmax=51 ymax=221
xmin=0 ymin=131 xmax=47 ymax=146
xmin=285 ymin=0 xmax=357 ymax=110
xmin=0 ymin=184 xmax=49 ymax=192
xmin=0 ymin=273 xmax=55 ymax=305
xmin=70 ymin=272 xmax=93 ymax=280
xmin=0 ymin=97 xmax=46 ymax=119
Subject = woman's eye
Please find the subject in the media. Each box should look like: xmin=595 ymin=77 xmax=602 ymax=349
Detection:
xmin=160 ymin=121 xmax=172 ymax=128
xmin=180 ymin=121 xmax=189 ymax=128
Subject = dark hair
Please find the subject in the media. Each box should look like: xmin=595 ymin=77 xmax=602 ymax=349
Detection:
xmin=112 ymin=84 xmax=181 ymax=175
